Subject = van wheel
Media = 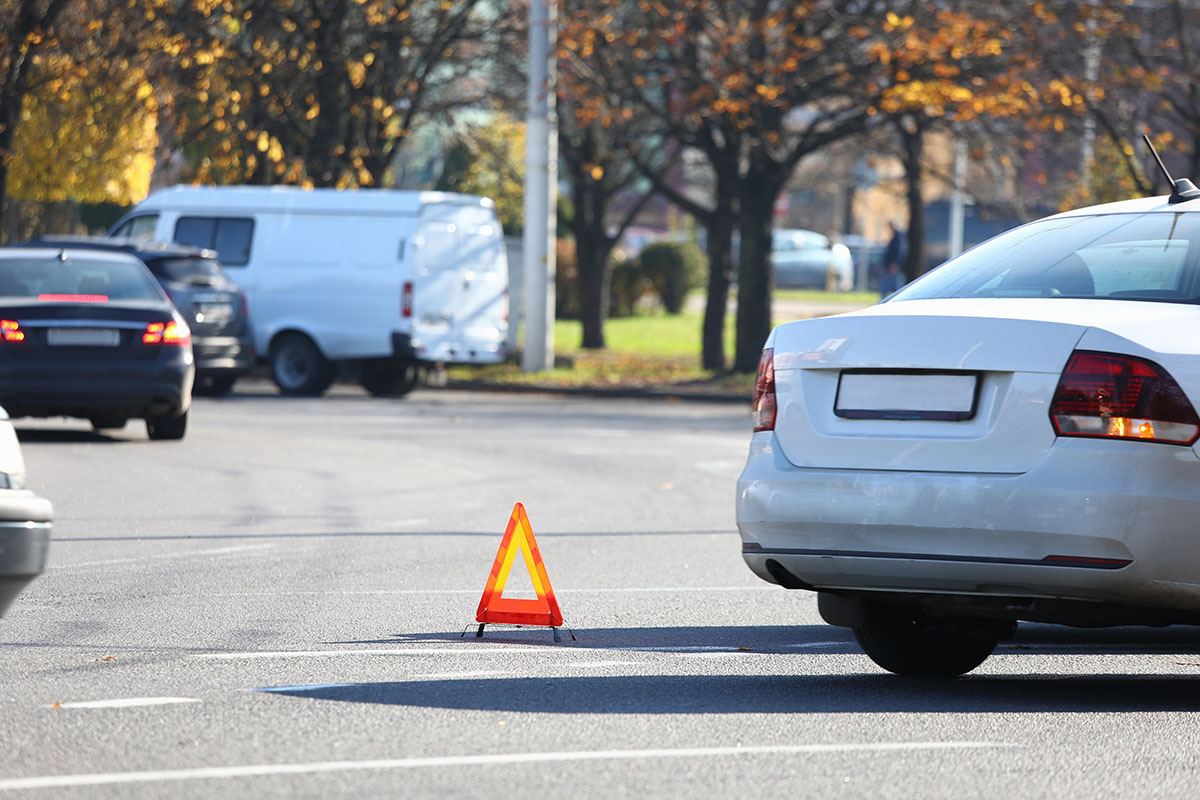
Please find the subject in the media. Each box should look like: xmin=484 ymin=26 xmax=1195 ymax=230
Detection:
xmin=146 ymin=410 xmax=188 ymax=441
xmin=852 ymin=604 xmax=999 ymax=677
xmin=270 ymin=334 xmax=335 ymax=396
xmin=361 ymin=360 xmax=420 ymax=397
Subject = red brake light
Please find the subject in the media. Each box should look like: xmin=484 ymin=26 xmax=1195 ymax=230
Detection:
xmin=38 ymin=293 xmax=108 ymax=303
xmin=144 ymin=320 xmax=191 ymax=346
xmin=402 ymin=281 xmax=413 ymax=318
xmin=1050 ymin=350 xmax=1199 ymax=445
xmin=753 ymin=348 xmax=776 ymax=432
xmin=1 ymin=320 xmax=23 ymax=342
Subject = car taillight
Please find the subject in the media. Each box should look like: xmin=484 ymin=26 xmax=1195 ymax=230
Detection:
xmin=1050 ymin=350 xmax=1200 ymax=445
xmin=402 ymin=281 xmax=413 ymax=318
xmin=753 ymin=348 xmax=776 ymax=432
xmin=1 ymin=320 xmax=24 ymax=343
xmin=143 ymin=320 xmax=191 ymax=346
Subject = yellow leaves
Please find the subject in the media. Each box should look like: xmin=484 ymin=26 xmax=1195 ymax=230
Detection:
xmin=305 ymin=103 xmax=320 ymax=121
xmin=884 ymin=12 xmax=915 ymax=32
xmin=755 ymin=84 xmax=783 ymax=102
xmin=589 ymin=164 xmax=604 ymax=181
xmin=348 ymin=61 xmax=366 ymax=89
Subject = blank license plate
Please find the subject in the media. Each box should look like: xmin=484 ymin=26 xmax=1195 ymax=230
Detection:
xmin=47 ymin=328 xmax=120 ymax=347
xmin=836 ymin=372 xmax=978 ymax=420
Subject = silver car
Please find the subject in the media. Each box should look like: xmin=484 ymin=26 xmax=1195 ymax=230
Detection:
xmin=0 ymin=406 xmax=52 ymax=617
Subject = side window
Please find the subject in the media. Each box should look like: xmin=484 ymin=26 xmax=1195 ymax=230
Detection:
xmin=111 ymin=214 xmax=159 ymax=241
xmin=174 ymin=216 xmax=254 ymax=267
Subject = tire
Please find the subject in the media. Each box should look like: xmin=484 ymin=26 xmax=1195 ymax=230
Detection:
xmin=193 ymin=375 xmax=237 ymax=397
xmin=852 ymin=605 xmax=999 ymax=677
xmin=89 ymin=416 xmax=127 ymax=431
xmin=360 ymin=360 xmax=420 ymax=398
xmin=146 ymin=409 xmax=188 ymax=441
xmin=270 ymin=334 xmax=334 ymax=396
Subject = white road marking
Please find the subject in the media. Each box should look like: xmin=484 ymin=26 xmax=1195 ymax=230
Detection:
xmin=253 ymin=684 xmax=357 ymax=694
xmin=52 ymin=544 xmax=276 ymax=569
xmin=202 ymin=586 xmax=771 ymax=597
xmin=48 ymin=697 xmax=200 ymax=710
xmin=0 ymin=742 xmax=1014 ymax=790
xmin=786 ymin=642 xmax=850 ymax=649
xmin=197 ymin=643 xmax=776 ymax=660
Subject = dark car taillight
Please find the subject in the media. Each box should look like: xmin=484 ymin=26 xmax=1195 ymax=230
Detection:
xmin=143 ymin=321 xmax=191 ymax=346
xmin=1 ymin=320 xmax=24 ymax=342
xmin=753 ymin=348 xmax=776 ymax=432
xmin=402 ymin=281 xmax=413 ymax=318
xmin=1050 ymin=350 xmax=1200 ymax=445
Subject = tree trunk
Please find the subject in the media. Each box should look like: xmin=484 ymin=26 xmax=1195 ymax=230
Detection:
xmin=701 ymin=193 xmax=734 ymax=372
xmin=900 ymin=119 xmax=926 ymax=282
xmin=733 ymin=147 xmax=780 ymax=373
xmin=575 ymin=179 xmax=612 ymax=350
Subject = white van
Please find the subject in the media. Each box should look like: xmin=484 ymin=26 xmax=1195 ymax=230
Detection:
xmin=110 ymin=185 xmax=508 ymax=396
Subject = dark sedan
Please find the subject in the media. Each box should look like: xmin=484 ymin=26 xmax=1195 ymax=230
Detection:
xmin=0 ymin=248 xmax=194 ymax=440
xmin=27 ymin=237 xmax=254 ymax=395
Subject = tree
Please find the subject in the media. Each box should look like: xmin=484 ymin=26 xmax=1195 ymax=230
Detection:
xmin=0 ymin=0 xmax=162 ymax=236
xmin=561 ymin=1 xmax=900 ymax=372
xmin=165 ymin=0 xmax=522 ymax=189
xmin=871 ymin=3 xmax=1033 ymax=280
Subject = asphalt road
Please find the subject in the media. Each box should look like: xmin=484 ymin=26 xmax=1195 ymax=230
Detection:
xmin=3 ymin=383 xmax=1200 ymax=798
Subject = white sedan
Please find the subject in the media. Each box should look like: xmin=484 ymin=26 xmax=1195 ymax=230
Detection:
xmin=738 ymin=193 xmax=1200 ymax=676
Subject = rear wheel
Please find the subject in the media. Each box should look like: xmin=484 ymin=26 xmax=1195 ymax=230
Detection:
xmin=270 ymin=334 xmax=334 ymax=396
xmin=146 ymin=410 xmax=188 ymax=441
xmin=852 ymin=605 xmax=1001 ymax=677
xmin=360 ymin=360 xmax=420 ymax=398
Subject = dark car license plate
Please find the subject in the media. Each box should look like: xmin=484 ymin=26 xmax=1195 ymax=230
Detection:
xmin=46 ymin=328 xmax=120 ymax=347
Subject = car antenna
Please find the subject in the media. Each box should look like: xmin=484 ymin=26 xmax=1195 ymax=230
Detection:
xmin=1142 ymin=133 xmax=1200 ymax=203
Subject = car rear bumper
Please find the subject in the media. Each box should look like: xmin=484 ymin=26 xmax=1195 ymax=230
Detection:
xmin=0 ymin=490 xmax=53 ymax=616
xmin=737 ymin=433 xmax=1200 ymax=617
xmin=0 ymin=359 xmax=193 ymax=419
xmin=193 ymin=334 xmax=255 ymax=377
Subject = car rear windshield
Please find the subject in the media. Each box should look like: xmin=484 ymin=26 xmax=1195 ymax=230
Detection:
xmin=891 ymin=212 xmax=1200 ymax=304
xmin=146 ymin=257 xmax=225 ymax=285
xmin=0 ymin=257 xmax=162 ymax=301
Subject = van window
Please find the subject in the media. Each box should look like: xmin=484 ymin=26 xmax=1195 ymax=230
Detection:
xmin=111 ymin=214 xmax=159 ymax=241
xmin=174 ymin=217 xmax=254 ymax=266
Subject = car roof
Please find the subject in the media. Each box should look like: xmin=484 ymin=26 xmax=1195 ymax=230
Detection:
xmin=23 ymin=236 xmax=216 ymax=260
xmin=1048 ymin=194 xmax=1191 ymax=219
xmin=0 ymin=246 xmax=150 ymax=266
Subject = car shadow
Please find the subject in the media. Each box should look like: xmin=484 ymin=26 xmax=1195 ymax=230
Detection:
xmin=266 ymin=622 xmax=1200 ymax=713
xmin=15 ymin=428 xmax=137 ymax=444
xmin=259 ymin=673 xmax=1200 ymax=715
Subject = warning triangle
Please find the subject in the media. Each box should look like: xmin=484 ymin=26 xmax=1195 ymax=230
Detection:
xmin=475 ymin=503 xmax=564 ymax=627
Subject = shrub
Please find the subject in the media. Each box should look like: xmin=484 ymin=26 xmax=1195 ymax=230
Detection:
xmin=554 ymin=238 xmax=580 ymax=319
xmin=608 ymin=255 xmax=650 ymax=318
xmin=637 ymin=240 xmax=706 ymax=314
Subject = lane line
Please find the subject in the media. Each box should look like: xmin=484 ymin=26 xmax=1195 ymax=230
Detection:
xmin=194 ymin=645 xmax=759 ymax=660
xmin=199 ymin=586 xmax=773 ymax=597
xmin=0 ymin=742 xmax=1015 ymax=790
xmin=48 ymin=698 xmax=200 ymax=710
xmin=52 ymin=544 xmax=276 ymax=570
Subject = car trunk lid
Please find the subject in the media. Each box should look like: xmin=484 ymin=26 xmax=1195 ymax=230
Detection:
xmin=770 ymin=300 xmax=1092 ymax=473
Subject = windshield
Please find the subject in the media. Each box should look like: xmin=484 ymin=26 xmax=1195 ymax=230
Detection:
xmin=0 ymin=256 xmax=163 ymax=302
xmin=891 ymin=212 xmax=1200 ymax=304
xmin=148 ymin=257 xmax=225 ymax=285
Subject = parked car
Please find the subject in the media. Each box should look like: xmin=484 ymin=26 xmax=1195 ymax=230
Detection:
xmin=0 ymin=247 xmax=193 ymax=439
xmin=772 ymin=228 xmax=853 ymax=291
xmin=740 ymin=189 xmax=1200 ymax=677
xmin=0 ymin=405 xmax=52 ymax=617
xmin=26 ymin=237 xmax=253 ymax=396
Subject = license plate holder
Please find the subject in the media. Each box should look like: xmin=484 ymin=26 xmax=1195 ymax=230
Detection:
xmin=835 ymin=370 xmax=979 ymax=421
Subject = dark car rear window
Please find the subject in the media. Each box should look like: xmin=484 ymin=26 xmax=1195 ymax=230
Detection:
xmin=891 ymin=212 xmax=1200 ymax=304
xmin=0 ymin=257 xmax=163 ymax=302
xmin=144 ymin=257 xmax=225 ymax=285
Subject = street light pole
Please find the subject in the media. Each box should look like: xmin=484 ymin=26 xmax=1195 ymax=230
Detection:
xmin=521 ymin=0 xmax=557 ymax=372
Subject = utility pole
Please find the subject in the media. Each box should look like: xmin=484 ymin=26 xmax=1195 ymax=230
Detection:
xmin=948 ymin=136 xmax=967 ymax=259
xmin=521 ymin=0 xmax=557 ymax=372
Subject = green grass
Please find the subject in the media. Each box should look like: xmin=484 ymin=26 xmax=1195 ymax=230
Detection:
xmin=444 ymin=290 xmax=872 ymax=394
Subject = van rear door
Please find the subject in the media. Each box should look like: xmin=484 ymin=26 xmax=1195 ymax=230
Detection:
xmin=412 ymin=203 xmax=507 ymax=364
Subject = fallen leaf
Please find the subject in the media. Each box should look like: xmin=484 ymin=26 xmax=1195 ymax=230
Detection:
xmin=52 ymin=702 xmax=60 ymax=709
xmin=738 ymin=646 xmax=753 ymax=652
xmin=92 ymin=656 xmax=116 ymax=662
